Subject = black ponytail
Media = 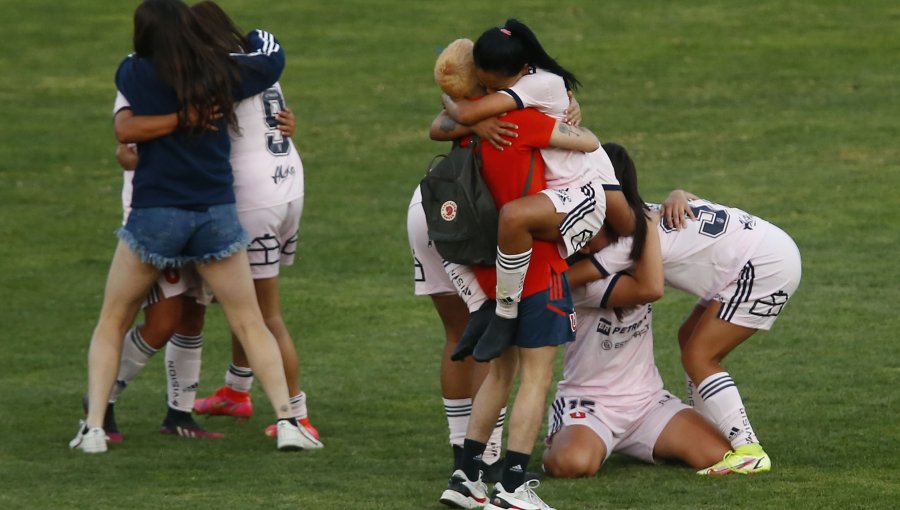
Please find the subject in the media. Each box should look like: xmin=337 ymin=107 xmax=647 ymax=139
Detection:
xmin=473 ymin=18 xmax=580 ymax=91
xmin=602 ymin=143 xmax=649 ymax=262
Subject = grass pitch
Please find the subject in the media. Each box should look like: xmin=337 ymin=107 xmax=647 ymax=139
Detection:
xmin=0 ymin=1 xmax=897 ymax=508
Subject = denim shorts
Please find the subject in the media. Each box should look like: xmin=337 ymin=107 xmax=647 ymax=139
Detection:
xmin=118 ymin=203 xmax=249 ymax=269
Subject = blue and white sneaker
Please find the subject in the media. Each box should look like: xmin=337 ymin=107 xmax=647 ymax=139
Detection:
xmin=440 ymin=469 xmax=488 ymax=509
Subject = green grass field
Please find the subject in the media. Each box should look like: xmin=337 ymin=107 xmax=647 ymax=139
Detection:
xmin=1 ymin=0 xmax=898 ymax=508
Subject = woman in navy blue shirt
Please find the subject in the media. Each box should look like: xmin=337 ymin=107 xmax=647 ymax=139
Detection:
xmin=70 ymin=0 xmax=308 ymax=453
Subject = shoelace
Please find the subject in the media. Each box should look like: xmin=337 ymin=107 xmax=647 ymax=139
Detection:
xmin=516 ymin=480 xmax=551 ymax=509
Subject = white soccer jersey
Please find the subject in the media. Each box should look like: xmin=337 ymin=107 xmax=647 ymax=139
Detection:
xmin=501 ymin=67 xmax=610 ymax=189
xmin=229 ymin=82 xmax=303 ymax=212
xmin=113 ymin=91 xmax=135 ymax=223
xmin=593 ymin=199 xmax=772 ymax=300
xmin=556 ymin=275 xmax=665 ymax=436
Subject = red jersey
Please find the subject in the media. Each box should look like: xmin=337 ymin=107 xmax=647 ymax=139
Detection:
xmin=468 ymin=108 xmax=567 ymax=298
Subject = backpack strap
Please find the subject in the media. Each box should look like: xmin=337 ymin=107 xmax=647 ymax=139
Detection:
xmin=520 ymin=149 xmax=537 ymax=197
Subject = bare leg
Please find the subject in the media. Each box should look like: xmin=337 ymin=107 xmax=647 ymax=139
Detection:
xmin=86 ymin=241 xmax=160 ymax=429
xmin=542 ymin=425 xmax=607 ymax=478
xmin=194 ymin=251 xmax=292 ymax=419
xmin=432 ymin=293 xmax=487 ymax=398
xmin=681 ymin=302 xmax=756 ymax=385
xmin=505 ymin=346 xmax=557 ymax=454
xmin=653 ymin=409 xmax=731 ymax=469
xmin=467 ymin=348 xmax=518 ymax=442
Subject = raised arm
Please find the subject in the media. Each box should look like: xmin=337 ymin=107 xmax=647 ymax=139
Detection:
xmin=232 ymin=29 xmax=285 ymax=100
xmin=430 ymin=110 xmax=518 ymax=149
xmin=547 ymin=122 xmax=599 ymax=152
xmin=659 ymin=189 xmax=700 ymax=230
xmin=441 ymin=92 xmax=518 ymax=126
xmin=602 ymin=212 xmax=664 ymax=307
xmin=566 ymin=212 xmax=663 ymax=306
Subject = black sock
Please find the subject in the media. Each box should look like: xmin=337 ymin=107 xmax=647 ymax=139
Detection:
xmin=452 ymin=444 xmax=464 ymax=472
xmin=461 ymin=438 xmax=487 ymax=482
xmin=278 ymin=417 xmax=299 ymax=427
xmin=501 ymin=450 xmax=531 ymax=492
xmin=163 ymin=407 xmax=195 ymax=426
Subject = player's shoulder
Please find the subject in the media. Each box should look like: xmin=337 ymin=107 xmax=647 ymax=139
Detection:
xmin=116 ymin=54 xmax=155 ymax=83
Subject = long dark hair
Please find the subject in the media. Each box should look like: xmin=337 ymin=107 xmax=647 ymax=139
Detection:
xmin=602 ymin=143 xmax=649 ymax=262
xmin=473 ymin=18 xmax=580 ymax=91
xmin=190 ymin=1 xmax=250 ymax=53
xmin=132 ymin=0 xmax=239 ymax=133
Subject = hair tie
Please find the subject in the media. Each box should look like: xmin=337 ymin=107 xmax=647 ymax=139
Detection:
xmin=499 ymin=28 xmax=511 ymax=36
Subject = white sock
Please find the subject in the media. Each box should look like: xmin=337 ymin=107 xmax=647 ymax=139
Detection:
xmin=225 ymin=363 xmax=254 ymax=393
xmin=495 ymin=249 xmax=531 ymax=319
xmin=445 ymin=263 xmax=488 ymax=313
xmin=686 ymin=373 xmax=698 ymax=408
xmin=165 ymin=333 xmax=203 ymax=413
xmin=109 ymin=327 xmax=157 ymax=403
xmin=697 ymin=371 xmax=758 ymax=448
xmin=483 ymin=407 xmax=506 ymax=466
xmin=290 ymin=392 xmax=309 ymax=420
xmin=443 ymin=398 xmax=472 ymax=448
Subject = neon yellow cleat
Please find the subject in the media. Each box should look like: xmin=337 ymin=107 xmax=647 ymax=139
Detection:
xmin=697 ymin=443 xmax=771 ymax=475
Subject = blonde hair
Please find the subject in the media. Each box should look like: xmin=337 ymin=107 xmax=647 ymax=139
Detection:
xmin=434 ymin=38 xmax=481 ymax=99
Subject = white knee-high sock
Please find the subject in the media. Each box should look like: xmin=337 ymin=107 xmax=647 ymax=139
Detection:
xmin=444 ymin=398 xmax=472 ymax=448
xmin=496 ymin=249 xmax=531 ymax=319
xmin=225 ymin=363 xmax=254 ymax=393
xmin=109 ymin=327 xmax=158 ymax=403
xmin=686 ymin=373 xmax=698 ymax=408
xmin=697 ymin=371 xmax=759 ymax=448
xmin=165 ymin=333 xmax=203 ymax=413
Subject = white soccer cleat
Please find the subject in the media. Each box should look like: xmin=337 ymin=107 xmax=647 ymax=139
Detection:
xmin=276 ymin=420 xmax=323 ymax=451
xmin=69 ymin=420 xmax=108 ymax=454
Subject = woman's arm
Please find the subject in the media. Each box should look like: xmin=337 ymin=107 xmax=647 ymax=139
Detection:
xmin=603 ymin=212 xmax=664 ymax=307
xmin=547 ymin=122 xmax=599 ymax=152
xmin=232 ymin=29 xmax=286 ymax=99
xmin=429 ymin=110 xmax=518 ymax=149
xmin=659 ymin=189 xmax=700 ymax=230
xmin=441 ymin=92 xmax=518 ymax=126
xmin=114 ymin=109 xmax=178 ymax=143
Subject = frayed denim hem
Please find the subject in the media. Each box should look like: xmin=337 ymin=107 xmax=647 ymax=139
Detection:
xmin=194 ymin=234 xmax=250 ymax=265
xmin=116 ymin=228 xmax=192 ymax=269
xmin=116 ymin=228 xmax=190 ymax=269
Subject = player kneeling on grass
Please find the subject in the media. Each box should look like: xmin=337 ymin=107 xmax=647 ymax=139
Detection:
xmin=567 ymin=143 xmax=802 ymax=474
xmin=544 ymin=153 xmax=732 ymax=476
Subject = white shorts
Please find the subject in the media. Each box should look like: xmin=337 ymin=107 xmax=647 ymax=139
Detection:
xmin=238 ymin=197 xmax=303 ymax=280
xmin=709 ymin=225 xmax=802 ymax=330
xmin=143 ymin=266 xmax=201 ymax=308
xmin=547 ymin=390 xmax=689 ymax=464
xmin=541 ymin=180 xmax=607 ymax=257
xmin=407 ymin=193 xmax=456 ymax=296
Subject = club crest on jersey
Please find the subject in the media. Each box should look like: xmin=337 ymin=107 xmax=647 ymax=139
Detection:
xmin=441 ymin=201 xmax=458 ymax=221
